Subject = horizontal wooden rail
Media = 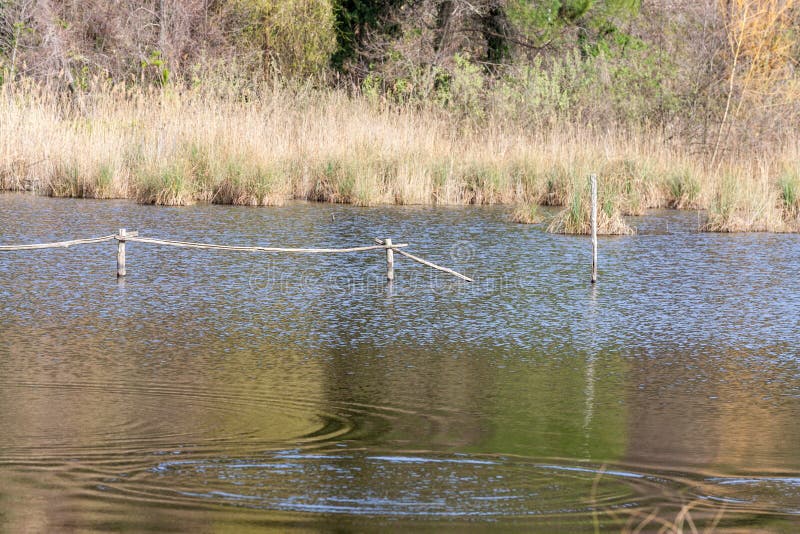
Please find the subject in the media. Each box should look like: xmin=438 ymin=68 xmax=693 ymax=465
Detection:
xmin=0 ymin=230 xmax=473 ymax=282
xmin=124 ymin=236 xmax=408 ymax=254
xmin=0 ymin=235 xmax=116 ymax=251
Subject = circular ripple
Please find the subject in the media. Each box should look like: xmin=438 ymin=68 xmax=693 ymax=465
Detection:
xmin=0 ymin=380 xmax=352 ymax=459
xmin=694 ymin=476 xmax=800 ymax=516
xmin=114 ymin=452 xmax=670 ymax=518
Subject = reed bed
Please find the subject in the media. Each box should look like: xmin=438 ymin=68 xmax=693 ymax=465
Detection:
xmin=1 ymin=84 xmax=798 ymax=233
xmin=510 ymin=203 xmax=544 ymax=224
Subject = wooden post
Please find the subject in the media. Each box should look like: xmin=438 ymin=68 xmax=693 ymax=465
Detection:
xmin=384 ymin=238 xmax=394 ymax=281
xmin=117 ymin=228 xmax=126 ymax=278
xmin=590 ymin=174 xmax=598 ymax=284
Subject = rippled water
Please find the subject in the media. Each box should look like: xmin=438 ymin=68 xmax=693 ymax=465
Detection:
xmin=1 ymin=193 xmax=799 ymax=532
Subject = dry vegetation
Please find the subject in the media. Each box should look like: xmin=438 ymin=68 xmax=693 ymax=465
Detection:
xmin=1 ymin=0 xmax=799 ymax=233
xmin=1 ymin=82 xmax=799 ymax=233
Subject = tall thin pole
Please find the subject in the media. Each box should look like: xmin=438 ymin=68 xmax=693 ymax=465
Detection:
xmin=385 ymin=238 xmax=394 ymax=281
xmin=590 ymin=174 xmax=598 ymax=284
xmin=117 ymin=228 xmax=127 ymax=278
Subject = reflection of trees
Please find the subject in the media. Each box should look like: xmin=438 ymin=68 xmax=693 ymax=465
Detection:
xmin=315 ymin=341 xmax=497 ymax=511
xmin=624 ymin=349 xmax=800 ymax=473
xmin=320 ymin=343 xmax=496 ymax=450
xmin=475 ymin=349 xmax=629 ymax=462
xmin=713 ymin=357 xmax=800 ymax=473
xmin=0 ymin=320 xmax=325 ymax=532
xmin=624 ymin=350 xmax=724 ymax=469
xmin=317 ymin=337 xmax=633 ymax=464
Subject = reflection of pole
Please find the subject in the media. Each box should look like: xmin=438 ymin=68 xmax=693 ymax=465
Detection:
xmin=584 ymin=354 xmax=595 ymax=434
xmin=584 ymin=256 xmax=599 ymax=455
xmin=590 ymin=173 xmax=598 ymax=284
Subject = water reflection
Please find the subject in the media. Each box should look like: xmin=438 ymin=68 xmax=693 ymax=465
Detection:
xmin=624 ymin=348 xmax=800 ymax=473
xmin=1 ymin=194 xmax=800 ymax=531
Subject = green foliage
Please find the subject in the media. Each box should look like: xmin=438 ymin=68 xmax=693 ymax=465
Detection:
xmin=141 ymin=50 xmax=170 ymax=86
xmin=449 ymin=54 xmax=486 ymax=118
xmin=230 ymin=0 xmax=336 ymax=77
xmin=560 ymin=0 xmax=593 ymax=22
xmin=779 ymin=171 xmax=800 ymax=217
xmin=74 ymin=64 xmax=90 ymax=91
xmin=567 ymin=185 xmax=584 ymax=229
xmin=1 ymin=19 xmax=34 ymax=84
xmin=506 ymin=0 xmax=564 ymax=47
xmin=95 ymin=164 xmax=114 ymax=195
xmin=136 ymin=162 xmax=195 ymax=206
xmin=184 ymin=144 xmax=214 ymax=200
xmin=214 ymin=158 xmax=282 ymax=206
xmin=49 ymin=163 xmax=85 ymax=198
xmin=330 ymin=0 xmax=400 ymax=68
xmin=489 ymin=31 xmax=677 ymax=127
xmin=270 ymin=0 xmax=337 ymax=77
xmin=511 ymin=202 xmax=544 ymax=224
xmin=493 ymin=56 xmax=573 ymax=122
xmin=668 ymin=170 xmax=701 ymax=209
xmin=463 ymin=163 xmax=503 ymax=203
xmin=507 ymin=0 xmax=640 ymax=47
xmin=361 ymin=72 xmax=382 ymax=102
xmin=593 ymin=37 xmax=680 ymax=123
xmin=361 ymin=52 xmax=488 ymax=119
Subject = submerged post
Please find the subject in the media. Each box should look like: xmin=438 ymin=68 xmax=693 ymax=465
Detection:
xmin=590 ymin=174 xmax=598 ymax=284
xmin=117 ymin=228 xmax=126 ymax=277
xmin=385 ymin=238 xmax=394 ymax=281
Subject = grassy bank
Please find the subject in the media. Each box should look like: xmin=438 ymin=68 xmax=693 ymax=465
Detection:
xmin=1 ymin=85 xmax=798 ymax=233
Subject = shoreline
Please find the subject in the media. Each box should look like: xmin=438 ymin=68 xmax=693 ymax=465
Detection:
xmin=6 ymin=190 xmax=798 ymax=237
xmin=2 ymin=87 xmax=798 ymax=234
xmin=3 ymin=171 xmax=798 ymax=235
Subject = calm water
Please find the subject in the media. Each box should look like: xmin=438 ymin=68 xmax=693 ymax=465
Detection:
xmin=1 ymin=193 xmax=799 ymax=532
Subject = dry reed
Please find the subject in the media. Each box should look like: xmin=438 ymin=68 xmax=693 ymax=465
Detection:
xmin=1 ymin=84 xmax=798 ymax=233
xmin=510 ymin=203 xmax=544 ymax=224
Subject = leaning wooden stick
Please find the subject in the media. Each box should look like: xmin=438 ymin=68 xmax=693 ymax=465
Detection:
xmin=375 ymin=238 xmax=473 ymax=282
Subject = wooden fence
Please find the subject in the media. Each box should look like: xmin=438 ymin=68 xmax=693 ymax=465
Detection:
xmin=0 ymin=229 xmax=473 ymax=282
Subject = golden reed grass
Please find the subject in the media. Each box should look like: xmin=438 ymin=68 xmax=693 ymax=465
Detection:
xmin=1 ymin=84 xmax=798 ymax=233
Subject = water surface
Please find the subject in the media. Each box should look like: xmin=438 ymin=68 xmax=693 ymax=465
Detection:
xmin=1 ymin=193 xmax=799 ymax=532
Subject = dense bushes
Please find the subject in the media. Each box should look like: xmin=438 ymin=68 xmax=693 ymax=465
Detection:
xmin=2 ymin=1 xmax=797 ymax=147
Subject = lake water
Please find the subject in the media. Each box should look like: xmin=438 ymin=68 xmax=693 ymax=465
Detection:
xmin=1 ymin=192 xmax=799 ymax=532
